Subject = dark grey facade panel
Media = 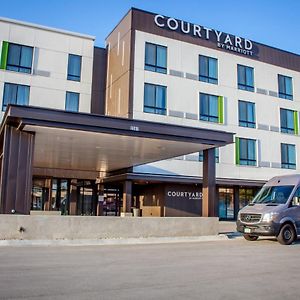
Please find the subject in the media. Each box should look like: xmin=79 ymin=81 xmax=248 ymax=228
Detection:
xmin=91 ymin=47 xmax=107 ymax=115
xmin=131 ymin=8 xmax=300 ymax=72
xmin=0 ymin=126 xmax=34 ymax=214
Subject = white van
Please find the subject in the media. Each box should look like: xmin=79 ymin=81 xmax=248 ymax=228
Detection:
xmin=236 ymin=174 xmax=300 ymax=245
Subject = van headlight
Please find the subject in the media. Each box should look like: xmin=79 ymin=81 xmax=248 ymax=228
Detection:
xmin=262 ymin=212 xmax=278 ymax=222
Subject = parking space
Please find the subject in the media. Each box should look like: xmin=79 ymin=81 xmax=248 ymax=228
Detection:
xmin=0 ymin=238 xmax=300 ymax=299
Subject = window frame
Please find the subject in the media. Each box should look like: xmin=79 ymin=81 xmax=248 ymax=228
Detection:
xmin=278 ymin=74 xmax=293 ymax=100
xmin=199 ymin=93 xmax=219 ymax=123
xmin=280 ymin=108 xmax=295 ymax=134
xmin=281 ymin=143 xmax=296 ymax=169
xmin=2 ymin=82 xmax=30 ymax=111
xmin=144 ymin=42 xmax=167 ymax=74
xmin=143 ymin=83 xmax=167 ymax=115
xmin=238 ymin=100 xmax=256 ymax=128
xmin=6 ymin=42 xmax=33 ymax=74
xmin=65 ymin=91 xmax=80 ymax=112
xmin=199 ymin=55 xmax=218 ymax=84
xmin=67 ymin=54 xmax=82 ymax=82
xmin=237 ymin=64 xmax=254 ymax=92
xmin=239 ymin=138 xmax=256 ymax=166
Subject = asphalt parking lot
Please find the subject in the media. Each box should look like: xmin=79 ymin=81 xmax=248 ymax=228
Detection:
xmin=0 ymin=237 xmax=300 ymax=300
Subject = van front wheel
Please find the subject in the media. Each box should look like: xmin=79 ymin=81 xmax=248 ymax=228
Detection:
xmin=243 ymin=234 xmax=258 ymax=241
xmin=277 ymin=224 xmax=296 ymax=245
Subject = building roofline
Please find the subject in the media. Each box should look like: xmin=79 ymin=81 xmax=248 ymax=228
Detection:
xmin=105 ymin=7 xmax=133 ymax=40
xmin=0 ymin=16 xmax=95 ymax=41
xmin=112 ymin=7 xmax=300 ymax=58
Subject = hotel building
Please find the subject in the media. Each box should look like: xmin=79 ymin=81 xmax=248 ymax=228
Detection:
xmin=0 ymin=8 xmax=299 ymax=219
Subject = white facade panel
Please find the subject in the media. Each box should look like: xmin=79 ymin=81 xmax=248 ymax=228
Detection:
xmin=0 ymin=18 xmax=94 ymax=118
xmin=133 ymin=30 xmax=300 ymax=183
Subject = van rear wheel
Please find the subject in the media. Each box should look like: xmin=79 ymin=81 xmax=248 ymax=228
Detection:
xmin=243 ymin=234 xmax=258 ymax=241
xmin=277 ymin=224 xmax=296 ymax=245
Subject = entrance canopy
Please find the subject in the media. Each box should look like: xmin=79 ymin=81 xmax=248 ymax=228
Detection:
xmin=0 ymin=105 xmax=234 ymax=215
xmin=2 ymin=105 xmax=234 ymax=177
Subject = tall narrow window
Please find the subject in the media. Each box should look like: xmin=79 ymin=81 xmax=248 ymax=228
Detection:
xmin=280 ymin=108 xmax=296 ymax=134
xmin=278 ymin=74 xmax=293 ymax=100
xmin=238 ymin=100 xmax=255 ymax=128
xmin=145 ymin=42 xmax=167 ymax=74
xmin=65 ymin=92 xmax=79 ymax=112
xmin=67 ymin=54 xmax=82 ymax=81
xmin=281 ymin=143 xmax=296 ymax=169
xmin=199 ymin=93 xmax=218 ymax=123
xmin=144 ymin=83 xmax=166 ymax=115
xmin=6 ymin=43 xmax=33 ymax=73
xmin=199 ymin=148 xmax=219 ymax=163
xmin=237 ymin=64 xmax=254 ymax=92
xmin=236 ymin=138 xmax=256 ymax=166
xmin=199 ymin=55 xmax=218 ymax=84
xmin=2 ymin=83 xmax=30 ymax=111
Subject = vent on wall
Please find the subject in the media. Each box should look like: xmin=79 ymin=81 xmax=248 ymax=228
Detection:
xmin=185 ymin=155 xmax=199 ymax=162
xmin=257 ymin=124 xmax=270 ymax=131
xmin=185 ymin=73 xmax=198 ymax=80
xmin=270 ymin=126 xmax=279 ymax=132
xmin=259 ymin=161 xmax=271 ymax=168
xmin=174 ymin=156 xmax=184 ymax=160
xmin=269 ymin=90 xmax=278 ymax=97
xmin=33 ymin=69 xmax=51 ymax=77
xmin=169 ymin=69 xmax=184 ymax=77
xmin=185 ymin=113 xmax=198 ymax=120
xmin=271 ymin=162 xmax=281 ymax=168
xmin=256 ymin=88 xmax=268 ymax=95
xmin=169 ymin=110 xmax=184 ymax=118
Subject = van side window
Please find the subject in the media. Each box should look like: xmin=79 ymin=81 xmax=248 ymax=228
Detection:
xmin=292 ymin=187 xmax=300 ymax=206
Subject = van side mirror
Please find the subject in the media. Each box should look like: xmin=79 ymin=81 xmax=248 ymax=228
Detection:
xmin=292 ymin=197 xmax=300 ymax=206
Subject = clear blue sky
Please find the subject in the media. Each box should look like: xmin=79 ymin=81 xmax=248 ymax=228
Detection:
xmin=1 ymin=0 xmax=299 ymax=54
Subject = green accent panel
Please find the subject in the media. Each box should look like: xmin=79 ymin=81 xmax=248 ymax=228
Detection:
xmin=218 ymin=96 xmax=224 ymax=124
xmin=294 ymin=111 xmax=299 ymax=135
xmin=0 ymin=41 xmax=8 ymax=70
xmin=235 ymin=137 xmax=240 ymax=165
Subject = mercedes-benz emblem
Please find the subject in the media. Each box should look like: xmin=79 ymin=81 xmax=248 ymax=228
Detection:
xmin=245 ymin=215 xmax=251 ymax=222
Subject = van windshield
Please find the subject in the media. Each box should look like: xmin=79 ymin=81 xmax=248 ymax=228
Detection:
xmin=252 ymin=185 xmax=294 ymax=204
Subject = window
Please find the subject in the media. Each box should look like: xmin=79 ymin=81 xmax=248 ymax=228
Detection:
xmin=238 ymin=100 xmax=255 ymax=128
xmin=199 ymin=55 xmax=218 ymax=84
xmin=236 ymin=138 xmax=256 ymax=166
xmin=144 ymin=83 xmax=166 ymax=115
xmin=278 ymin=74 xmax=293 ymax=100
xmin=65 ymin=92 xmax=79 ymax=112
xmin=199 ymin=148 xmax=219 ymax=163
xmin=6 ymin=43 xmax=33 ymax=74
xmin=2 ymin=83 xmax=29 ymax=111
xmin=67 ymin=54 xmax=82 ymax=81
xmin=237 ymin=64 xmax=254 ymax=92
xmin=145 ymin=43 xmax=167 ymax=74
xmin=239 ymin=188 xmax=257 ymax=209
xmin=199 ymin=93 xmax=218 ymax=122
xmin=280 ymin=108 xmax=296 ymax=134
xmin=281 ymin=143 xmax=296 ymax=169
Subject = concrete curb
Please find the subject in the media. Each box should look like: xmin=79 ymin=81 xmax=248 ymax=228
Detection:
xmin=0 ymin=234 xmax=241 ymax=247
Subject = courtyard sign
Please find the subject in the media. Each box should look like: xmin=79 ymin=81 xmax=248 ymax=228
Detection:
xmin=154 ymin=14 xmax=254 ymax=56
xmin=167 ymin=191 xmax=202 ymax=200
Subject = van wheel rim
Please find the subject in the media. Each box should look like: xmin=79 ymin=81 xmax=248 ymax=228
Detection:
xmin=284 ymin=229 xmax=292 ymax=240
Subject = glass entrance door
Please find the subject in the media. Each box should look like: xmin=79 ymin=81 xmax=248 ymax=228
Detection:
xmin=51 ymin=179 xmax=70 ymax=215
xmin=219 ymin=188 xmax=234 ymax=219
xmin=31 ymin=178 xmax=50 ymax=211
xmin=77 ymin=180 xmax=97 ymax=216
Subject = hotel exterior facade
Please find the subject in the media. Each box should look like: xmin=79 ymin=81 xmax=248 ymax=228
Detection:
xmin=0 ymin=8 xmax=299 ymax=219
